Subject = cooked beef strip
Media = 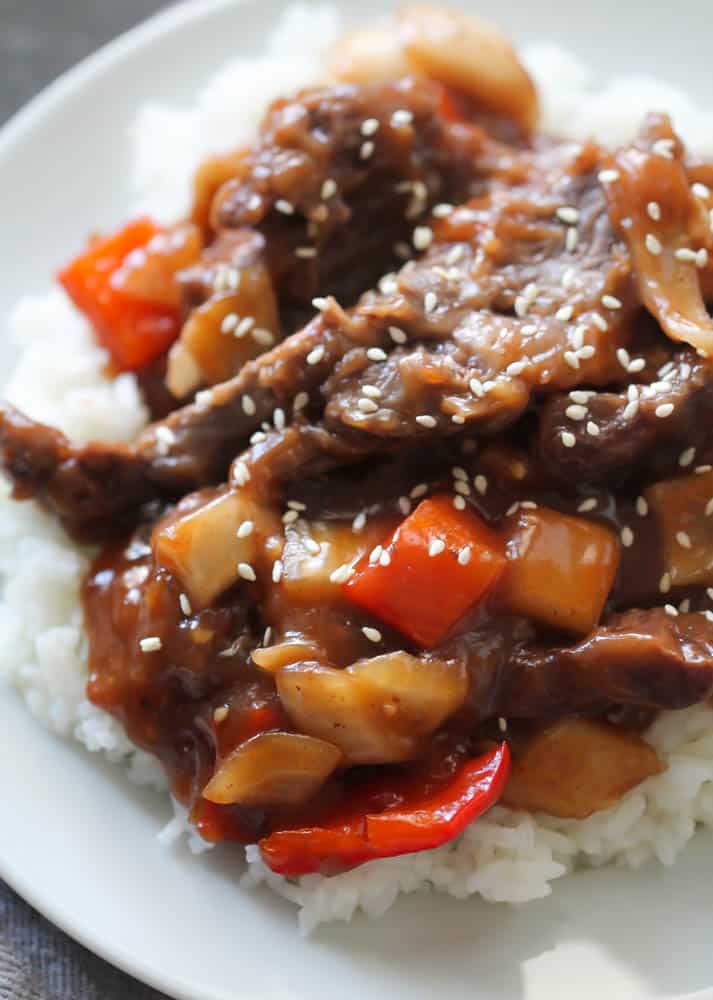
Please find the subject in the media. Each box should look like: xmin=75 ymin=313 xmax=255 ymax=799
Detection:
xmin=498 ymin=609 xmax=713 ymax=718
xmin=211 ymin=78 xmax=487 ymax=313
xmin=0 ymin=127 xmax=660 ymax=533
xmin=538 ymin=350 xmax=713 ymax=485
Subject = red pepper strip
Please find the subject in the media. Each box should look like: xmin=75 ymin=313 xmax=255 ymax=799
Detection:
xmin=345 ymin=496 xmax=506 ymax=648
xmin=259 ymin=743 xmax=510 ymax=876
xmin=58 ymin=218 xmax=181 ymax=371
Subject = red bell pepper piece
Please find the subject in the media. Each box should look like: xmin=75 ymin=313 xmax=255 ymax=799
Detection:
xmin=344 ymin=495 xmax=506 ymax=648
xmin=259 ymin=742 xmax=510 ymax=876
xmin=58 ymin=218 xmax=181 ymax=371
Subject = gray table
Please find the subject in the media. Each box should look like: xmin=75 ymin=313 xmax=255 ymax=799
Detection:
xmin=1 ymin=8 xmax=176 ymax=997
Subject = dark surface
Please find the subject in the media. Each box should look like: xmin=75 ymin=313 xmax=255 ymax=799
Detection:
xmin=1 ymin=6 xmax=172 ymax=997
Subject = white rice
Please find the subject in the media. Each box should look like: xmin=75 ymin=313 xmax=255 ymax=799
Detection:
xmin=2 ymin=3 xmax=713 ymax=935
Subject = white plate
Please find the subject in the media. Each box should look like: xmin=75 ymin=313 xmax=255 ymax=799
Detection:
xmin=1 ymin=1 xmax=713 ymax=998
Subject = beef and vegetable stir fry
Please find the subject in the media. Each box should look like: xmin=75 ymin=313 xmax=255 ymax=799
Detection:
xmin=3 ymin=6 xmax=713 ymax=876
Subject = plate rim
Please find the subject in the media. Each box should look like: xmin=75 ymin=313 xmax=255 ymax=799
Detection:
xmin=0 ymin=5 xmax=248 ymax=996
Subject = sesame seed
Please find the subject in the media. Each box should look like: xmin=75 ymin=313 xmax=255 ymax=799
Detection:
xmin=312 ymin=296 xmax=328 ymax=311
xmin=498 ymin=716 xmax=508 ymax=732
xmin=250 ymin=431 xmax=267 ymax=445
xmin=635 ymin=496 xmax=649 ymax=517
xmin=273 ymin=408 xmax=285 ymax=431
xmin=696 ymin=248 xmax=709 ymax=268
xmin=679 ymin=598 xmax=691 ymax=614
xmin=562 ymin=267 xmax=577 ymax=289
xmin=646 ymin=201 xmax=661 ymax=221
xmin=428 ymin=538 xmax=446 ymax=557
xmin=653 ymin=138 xmax=675 ymax=159
xmin=275 ymin=199 xmax=294 ymax=215
xmin=620 ymin=526 xmax=634 ymax=547
xmin=454 ymin=480 xmax=471 ymax=496
xmin=362 ymin=385 xmax=382 ymax=399
xmin=271 ymin=560 xmax=283 ymax=583
xmin=655 ymin=403 xmax=675 ymax=418
xmin=556 ymin=305 xmax=574 ymax=322
xmin=565 ymin=227 xmax=579 ymax=253
xmin=352 ymin=511 xmax=367 ymax=532
xmin=213 ymin=706 xmax=229 ymax=724
xmin=391 ymin=109 xmax=413 ymax=128
xmin=329 ymin=564 xmax=354 ymax=584
xmin=578 ymin=498 xmax=598 ymax=512
xmin=520 ymin=501 xmax=537 ymax=510
xmin=674 ymin=247 xmax=698 ymax=262
xmin=358 ymin=397 xmax=379 ymax=414
xmin=282 ymin=509 xmax=299 ymax=525
xmin=321 ymin=178 xmax=337 ymax=200
xmin=241 ymin=394 xmax=256 ymax=417
xmin=564 ymin=351 xmax=580 ymax=370
xmin=598 ymin=169 xmax=620 ymax=183
xmin=360 ymin=117 xmax=380 ymax=136
xmin=413 ymin=226 xmax=433 ymax=250
xmin=237 ymin=520 xmax=254 ymax=539
xmin=507 ymin=360 xmax=527 ymax=376
xmin=294 ymin=391 xmax=309 ymax=411
xmin=622 ymin=400 xmax=639 ymax=420
xmin=389 ymin=326 xmax=407 ymax=344
xmin=664 ymin=604 xmax=679 ymax=617
xmin=676 ymin=531 xmax=692 ymax=549
xmin=155 ymin=425 xmax=176 ymax=456
xmin=706 ymin=498 xmax=713 ymax=517
xmin=566 ymin=404 xmax=587 ymax=421
xmin=452 ymin=466 xmax=468 ymax=480
xmin=453 ymin=495 xmax=466 ymax=510
xmin=692 ymin=182 xmax=711 ymax=199
xmin=410 ymin=483 xmax=428 ymax=499
xmin=570 ymin=325 xmax=585 ymax=350
xmin=287 ymin=500 xmax=306 ymax=512
xmin=645 ymin=233 xmax=662 ymax=255
xmin=591 ymin=312 xmax=608 ymax=332
xmin=433 ymin=203 xmax=454 ymax=218
xmin=586 ymin=421 xmax=600 ymax=436
xmin=679 ymin=446 xmax=696 ymax=467
xmin=236 ymin=317 xmax=256 ymax=339
xmin=360 ymin=140 xmax=375 ymax=160
xmin=602 ymin=294 xmax=623 ymax=310
xmin=447 ymin=245 xmax=465 ymax=267
xmin=424 ymin=291 xmax=438 ymax=314
xmin=506 ymin=502 xmax=519 ymax=516
xmin=306 ymin=344 xmax=325 ymax=365
xmin=295 ymin=246 xmax=317 ymax=259
xmin=514 ymin=295 xmax=529 ymax=318
xmin=367 ymin=347 xmax=387 ymax=362
xmin=139 ymin=636 xmax=162 ymax=653
xmin=367 ymin=545 xmax=381 ymax=564
xmin=398 ymin=496 xmax=411 ymax=516
xmin=458 ymin=546 xmax=472 ymax=565
xmin=704 ymin=610 xmax=713 ymax=623
xmin=617 ymin=347 xmax=631 ymax=368
xmin=416 ymin=414 xmax=437 ymax=428
xmin=362 ymin=626 xmax=382 ymax=643
xmin=627 ymin=358 xmax=646 ymax=374
xmin=221 ymin=313 xmax=238 ymax=334
xmin=474 ymin=474 xmax=488 ymax=495
xmin=179 ymin=593 xmax=192 ymax=617
xmin=561 ymin=431 xmax=576 ymax=448
xmin=451 ymin=414 xmax=466 ymax=425
xmin=195 ymin=389 xmax=214 ymax=409
xmin=557 ymin=206 xmax=580 ymax=224
xmin=570 ymin=390 xmax=594 ymax=404
xmin=304 ymin=538 xmax=321 ymax=556
xmin=234 ymin=460 xmax=251 ymax=487
xmin=698 ymin=465 xmax=713 ymax=475
xmin=238 ymin=562 xmax=257 ymax=582
xmin=659 ymin=572 xmax=672 ymax=593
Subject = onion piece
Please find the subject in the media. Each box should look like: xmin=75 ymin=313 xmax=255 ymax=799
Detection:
xmin=347 ymin=652 xmax=468 ymax=732
xmin=252 ymin=641 xmax=323 ymax=673
xmin=203 ymin=731 xmax=342 ymax=806
xmin=276 ymin=654 xmax=467 ymax=765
